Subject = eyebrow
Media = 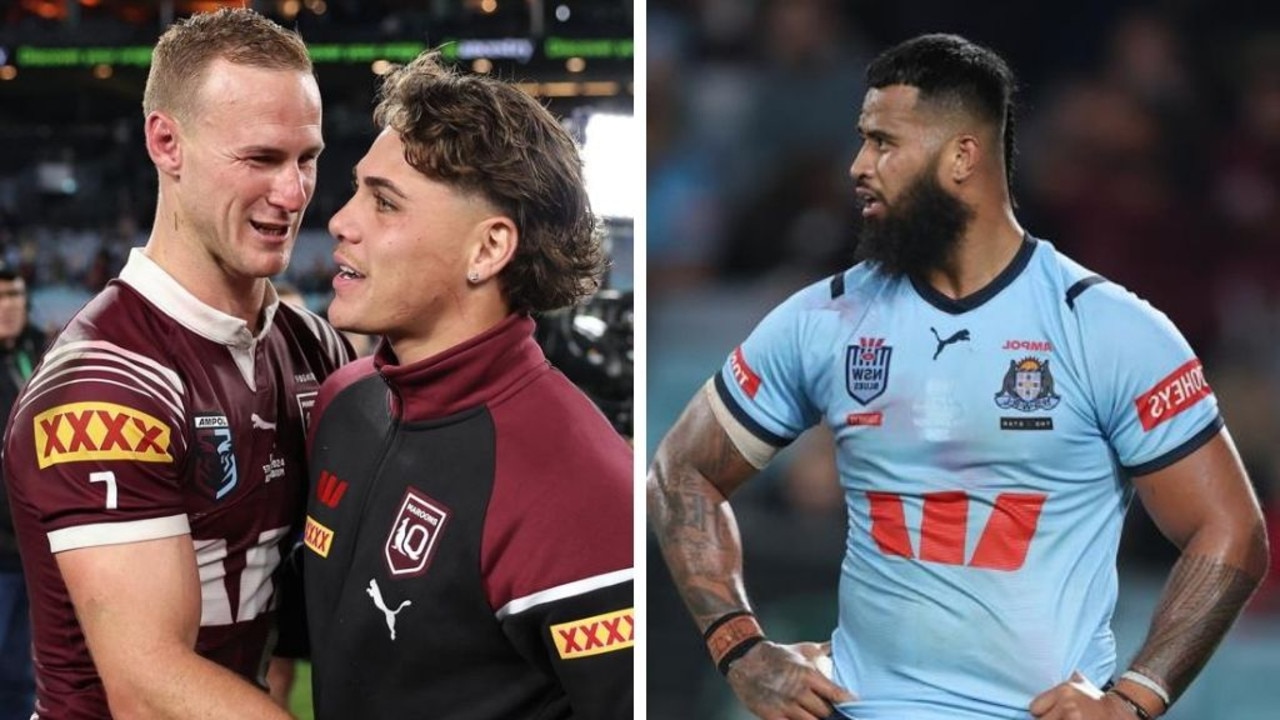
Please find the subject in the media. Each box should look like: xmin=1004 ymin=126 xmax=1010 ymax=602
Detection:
xmin=241 ymin=143 xmax=325 ymax=158
xmin=353 ymin=170 xmax=409 ymax=200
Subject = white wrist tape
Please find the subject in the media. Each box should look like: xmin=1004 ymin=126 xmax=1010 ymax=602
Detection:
xmin=1121 ymin=670 xmax=1171 ymax=707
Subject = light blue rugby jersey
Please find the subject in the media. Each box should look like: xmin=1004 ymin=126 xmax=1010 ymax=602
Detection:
xmin=710 ymin=236 xmax=1221 ymax=720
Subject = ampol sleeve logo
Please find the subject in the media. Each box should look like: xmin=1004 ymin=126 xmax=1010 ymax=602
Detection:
xmin=550 ymin=608 xmax=634 ymax=659
xmin=34 ymin=402 xmax=173 ymax=469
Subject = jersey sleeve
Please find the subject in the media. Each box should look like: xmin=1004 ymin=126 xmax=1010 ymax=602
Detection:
xmin=4 ymin=339 xmax=191 ymax=552
xmin=1076 ymin=285 xmax=1221 ymax=476
xmin=484 ymin=384 xmax=633 ymax=717
xmin=709 ymin=282 xmax=825 ymax=466
xmin=498 ymin=576 xmax=634 ymax=718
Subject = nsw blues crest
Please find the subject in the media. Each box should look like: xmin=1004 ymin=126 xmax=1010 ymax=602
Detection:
xmin=994 ymin=357 xmax=1061 ymax=412
xmin=846 ymin=337 xmax=892 ymax=405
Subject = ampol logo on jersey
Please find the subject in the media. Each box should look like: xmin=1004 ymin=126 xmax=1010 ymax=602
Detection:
xmin=34 ymin=401 xmax=172 ymax=469
xmin=384 ymin=488 xmax=449 ymax=577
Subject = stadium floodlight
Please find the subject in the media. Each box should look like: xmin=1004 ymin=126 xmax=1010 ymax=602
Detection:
xmin=581 ymin=112 xmax=637 ymax=220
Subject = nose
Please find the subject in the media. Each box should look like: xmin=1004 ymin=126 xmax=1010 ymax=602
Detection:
xmin=849 ymin=143 xmax=872 ymax=183
xmin=328 ymin=196 xmax=358 ymax=243
xmin=269 ymin=164 xmax=308 ymax=214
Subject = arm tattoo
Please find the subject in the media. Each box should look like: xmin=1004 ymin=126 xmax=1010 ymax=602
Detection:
xmin=649 ymin=396 xmax=760 ymax=631
xmin=1130 ymin=524 xmax=1265 ymax=702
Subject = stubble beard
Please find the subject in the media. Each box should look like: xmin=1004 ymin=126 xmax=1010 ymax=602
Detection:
xmin=854 ymin=168 xmax=975 ymax=279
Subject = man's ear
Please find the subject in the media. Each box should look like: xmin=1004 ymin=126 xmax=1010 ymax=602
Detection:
xmin=145 ymin=111 xmax=183 ymax=178
xmin=948 ymin=134 xmax=980 ymax=184
xmin=467 ymin=216 xmax=519 ymax=284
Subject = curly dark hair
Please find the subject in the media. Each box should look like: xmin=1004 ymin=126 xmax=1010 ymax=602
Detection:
xmin=373 ymin=52 xmax=606 ymax=313
xmin=144 ymin=8 xmax=312 ymax=122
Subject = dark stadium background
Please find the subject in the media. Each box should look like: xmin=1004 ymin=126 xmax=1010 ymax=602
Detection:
xmin=648 ymin=1 xmax=1280 ymax=718
xmin=0 ymin=1 xmax=633 ymax=718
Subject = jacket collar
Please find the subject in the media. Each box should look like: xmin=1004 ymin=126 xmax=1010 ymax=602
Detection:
xmin=374 ymin=314 xmax=548 ymax=421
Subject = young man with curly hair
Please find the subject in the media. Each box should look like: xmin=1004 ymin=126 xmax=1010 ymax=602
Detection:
xmin=302 ymin=52 xmax=633 ymax=719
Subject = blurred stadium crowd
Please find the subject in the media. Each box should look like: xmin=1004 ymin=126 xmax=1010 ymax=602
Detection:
xmin=0 ymin=0 xmax=634 ymax=436
xmin=648 ymin=1 xmax=1280 ymax=718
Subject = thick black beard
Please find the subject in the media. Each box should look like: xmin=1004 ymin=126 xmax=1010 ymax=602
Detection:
xmin=854 ymin=171 xmax=974 ymax=279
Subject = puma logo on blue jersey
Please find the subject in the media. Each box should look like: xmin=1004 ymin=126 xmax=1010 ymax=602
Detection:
xmin=930 ymin=327 xmax=970 ymax=360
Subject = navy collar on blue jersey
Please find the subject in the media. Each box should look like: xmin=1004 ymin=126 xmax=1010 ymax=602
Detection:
xmin=909 ymin=234 xmax=1037 ymax=315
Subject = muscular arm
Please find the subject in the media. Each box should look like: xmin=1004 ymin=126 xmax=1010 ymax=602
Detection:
xmin=58 ymin=535 xmax=292 ymax=720
xmin=648 ymin=387 xmax=759 ymax=628
xmin=1125 ymin=429 xmax=1268 ymax=710
xmin=649 ymin=386 xmax=852 ymax=719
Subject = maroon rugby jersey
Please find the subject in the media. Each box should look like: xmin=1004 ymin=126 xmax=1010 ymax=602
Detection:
xmin=3 ymin=249 xmax=351 ymax=719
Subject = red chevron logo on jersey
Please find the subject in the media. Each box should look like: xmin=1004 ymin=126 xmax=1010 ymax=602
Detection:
xmin=867 ymin=491 xmax=1047 ymax=571
xmin=317 ymin=470 xmax=349 ymax=509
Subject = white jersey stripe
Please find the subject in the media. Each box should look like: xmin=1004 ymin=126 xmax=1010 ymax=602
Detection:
xmin=38 ymin=340 xmax=184 ymax=394
xmin=16 ymin=377 xmax=187 ymax=432
xmin=47 ymin=514 xmax=190 ymax=553
xmin=18 ymin=367 xmax=185 ymax=422
xmin=495 ymin=568 xmax=633 ymax=620
xmin=26 ymin=355 xmax=185 ymax=411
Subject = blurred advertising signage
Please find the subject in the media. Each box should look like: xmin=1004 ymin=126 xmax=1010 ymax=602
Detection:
xmin=14 ymin=42 xmax=427 ymax=67
xmin=543 ymin=37 xmax=633 ymax=59
xmin=13 ymin=38 xmax=631 ymax=67
xmin=437 ymin=39 xmax=536 ymax=63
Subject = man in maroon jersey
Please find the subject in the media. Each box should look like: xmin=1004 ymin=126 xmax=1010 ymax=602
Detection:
xmin=304 ymin=52 xmax=633 ymax=718
xmin=2 ymin=9 xmax=351 ymax=719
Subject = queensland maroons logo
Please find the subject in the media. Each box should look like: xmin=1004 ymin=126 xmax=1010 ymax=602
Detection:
xmin=192 ymin=412 xmax=237 ymax=500
xmin=384 ymin=488 xmax=449 ymax=578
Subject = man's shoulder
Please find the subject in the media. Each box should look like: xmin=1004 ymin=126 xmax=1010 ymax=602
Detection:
xmin=273 ymin=301 xmax=350 ymax=358
xmin=15 ymin=283 xmax=187 ymax=426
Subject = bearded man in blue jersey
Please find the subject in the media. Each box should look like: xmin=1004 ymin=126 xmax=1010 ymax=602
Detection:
xmin=649 ymin=33 xmax=1267 ymax=720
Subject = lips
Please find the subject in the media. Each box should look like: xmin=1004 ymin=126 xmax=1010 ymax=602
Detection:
xmin=336 ymin=264 xmax=365 ymax=280
xmin=334 ymin=253 xmax=366 ymax=280
xmin=250 ymin=220 xmax=290 ymax=237
xmin=855 ymin=187 xmax=884 ymax=217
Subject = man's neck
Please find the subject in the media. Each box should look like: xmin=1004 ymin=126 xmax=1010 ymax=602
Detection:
xmin=387 ymin=297 xmax=511 ymax=368
xmin=143 ymin=231 xmax=267 ymax=333
xmin=922 ymin=208 xmax=1024 ymax=300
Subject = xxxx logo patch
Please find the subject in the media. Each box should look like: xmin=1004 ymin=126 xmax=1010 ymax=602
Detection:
xmin=304 ymin=515 xmax=334 ymax=558
xmin=550 ymin=608 xmax=635 ymax=659
xmin=34 ymin=402 xmax=172 ymax=469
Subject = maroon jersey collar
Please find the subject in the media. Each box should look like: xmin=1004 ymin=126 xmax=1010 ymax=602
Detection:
xmin=374 ymin=314 xmax=549 ymax=421
xmin=118 ymin=248 xmax=283 ymax=390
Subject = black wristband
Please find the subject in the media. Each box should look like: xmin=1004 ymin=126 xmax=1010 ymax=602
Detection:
xmin=1108 ymin=687 xmax=1154 ymax=720
xmin=716 ymin=635 xmax=764 ymax=675
xmin=702 ymin=610 xmax=754 ymax=641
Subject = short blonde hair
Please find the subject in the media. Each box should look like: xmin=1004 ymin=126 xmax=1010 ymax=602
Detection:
xmin=143 ymin=8 xmax=312 ymax=121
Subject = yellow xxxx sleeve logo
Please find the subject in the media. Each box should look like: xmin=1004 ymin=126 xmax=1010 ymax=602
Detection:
xmin=550 ymin=608 xmax=634 ymax=659
xmin=34 ymin=402 xmax=173 ymax=469
xmin=304 ymin=515 xmax=334 ymax=558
